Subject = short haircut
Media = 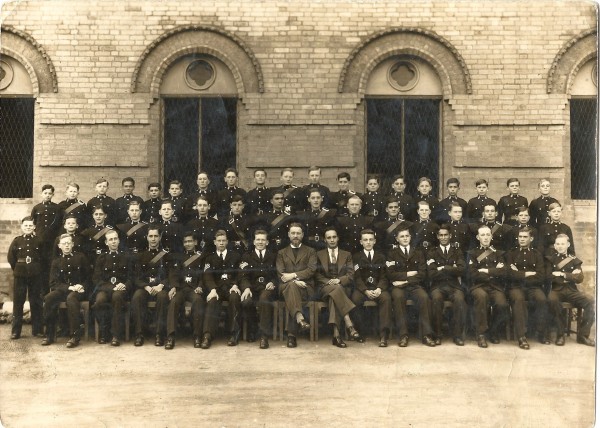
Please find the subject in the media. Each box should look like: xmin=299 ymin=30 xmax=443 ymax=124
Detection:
xmin=417 ymin=200 xmax=430 ymax=209
xmin=323 ymin=226 xmax=338 ymax=237
xmin=475 ymin=179 xmax=488 ymax=187
xmin=385 ymin=196 xmax=399 ymax=206
xmin=147 ymin=225 xmax=161 ymax=235
xmin=288 ymin=222 xmax=303 ymax=231
xmin=196 ymin=195 xmax=210 ymax=205
xmin=360 ymin=228 xmax=376 ymax=238
xmin=506 ymin=178 xmax=520 ymax=186
xmin=42 ymin=184 xmax=55 ymax=193
xmin=168 ymin=180 xmax=182 ymax=188
xmin=517 ymin=206 xmax=529 ymax=214
xmin=548 ymin=202 xmax=562 ymax=211
xmin=253 ymin=168 xmax=267 ymax=177
xmin=21 ymin=216 xmax=34 ymax=223
xmin=254 ymin=229 xmax=268 ymax=238
xmin=122 ymin=177 xmax=135 ymax=185
xmin=58 ymin=233 xmax=73 ymax=242
xmin=518 ymin=227 xmax=533 ymax=237
xmin=347 ymin=194 xmax=362 ymax=204
xmin=483 ymin=202 xmax=497 ymax=210
xmin=477 ymin=224 xmax=492 ymax=235
xmin=147 ymin=182 xmax=161 ymax=190
xmin=395 ymin=226 xmax=411 ymax=236
xmin=308 ymin=166 xmax=321 ymax=174
xmin=555 ymin=233 xmax=570 ymax=242
xmin=418 ymin=177 xmax=432 ymax=186
xmin=182 ymin=231 xmax=196 ymax=240
xmin=446 ymin=178 xmax=460 ymax=186
xmin=230 ymin=195 xmax=244 ymax=204
xmin=197 ymin=171 xmax=209 ymax=178
xmin=63 ymin=214 xmax=78 ymax=225
xmin=214 ymin=229 xmax=227 ymax=239
xmin=91 ymin=205 xmax=106 ymax=213
xmin=366 ymin=175 xmax=380 ymax=183
xmin=95 ymin=178 xmax=108 ymax=185
xmin=160 ymin=200 xmax=173 ymax=209
xmin=224 ymin=168 xmax=238 ymax=177
xmin=447 ymin=202 xmax=462 ymax=211
xmin=392 ymin=174 xmax=405 ymax=182
xmin=104 ymin=229 xmax=119 ymax=240
xmin=438 ymin=223 xmax=452 ymax=234
xmin=66 ymin=182 xmax=80 ymax=191
xmin=308 ymin=188 xmax=323 ymax=198
xmin=128 ymin=200 xmax=141 ymax=208
xmin=538 ymin=178 xmax=550 ymax=187
xmin=280 ymin=167 xmax=294 ymax=176
xmin=337 ymin=172 xmax=351 ymax=181
xmin=270 ymin=189 xmax=285 ymax=198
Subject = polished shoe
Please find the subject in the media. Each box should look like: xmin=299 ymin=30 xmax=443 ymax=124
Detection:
xmin=165 ymin=337 xmax=175 ymax=350
xmin=41 ymin=337 xmax=54 ymax=346
xmin=259 ymin=336 xmax=269 ymax=349
xmin=489 ymin=335 xmax=500 ymax=345
xmin=518 ymin=336 xmax=530 ymax=350
xmin=155 ymin=335 xmax=164 ymax=347
xmin=398 ymin=335 xmax=409 ymax=347
xmin=379 ymin=337 xmax=388 ymax=347
xmin=287 ymin=335 xmax=297 ymax=348
xmin=538 ymin=333 xmax=551 ymax=345
xmin=577 ymin=336 xmax=596 ymax=347
xmin=332 ymin=336 xmax=347 ymax=348
xmin=347 ymin=325 xmax=361 ymax=341
xmin=10 ymin=333 xmax=20 ymax=340
xmin=453 ymin=337 xmax=464 ymax=346
xmin=98 ymin=337 xmax=107 ymax=345
xmin=194 ymin=336 xmax=202 ymax=348
xmin=134 ymin=335 xmax=144 ymax=347
xmin=434 ymin=336 xmax=442 ymax=346
xmin=200 ymin=333 xmax=212 ymax=349
xmin=111 ymin=337 xmax=120 ymax=347
xmin=555 ymin=334 xmax=565 ymax=346
xmin=422 ymin=335 xmax=436 ymax=347
xmin=227 ymin=334 xmax=239 ymax=346
xmin=66 ymin=336 xmax=80 ymax=348
xmin=477 ymin=334 xmax=488 ymax=348
xmin=298 ymin=319 xmax=310 ymax=332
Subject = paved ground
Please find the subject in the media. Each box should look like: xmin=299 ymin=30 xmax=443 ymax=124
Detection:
xmin=0 ymin=324 xmax=595 ymax=428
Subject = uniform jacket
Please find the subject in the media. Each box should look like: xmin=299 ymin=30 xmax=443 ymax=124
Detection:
xmin=545 ymin=252 xmax=584 ymax=292
xmin=168 ymin=250 xmax=205 ymax=290
xmin=92 ymin=250 xmax=134 ymax=295
xmin=385 ymin=247 xmax=426 ymax=289
xmin=426 ymin=245 xmax=465 ymax=290
xmin=7 ymin=234 xmax=44 ymax=277
xmin=505 ymin=247 xmax=544 ymax=289
xmin=116 ymin=220 xmax=148 ymax=253
xmin=203 ymin=250 xmax=242 ymax=291
xmin=466 ymin=246 xmax=506 ymax=291
xmin=497 ymin=194 xmax=528 ymax=226
xmin=49 ymin=252 xmax=91 ymax=295
xmin=352 ymin=250 xmax=388 ymax=293
xmin=537 ymin=222 xmax=575 ymax=256
xmin=134 ymin=248 xmax=171 ymax=290
xmin=239 ymin=249 xmax=278 ymax=293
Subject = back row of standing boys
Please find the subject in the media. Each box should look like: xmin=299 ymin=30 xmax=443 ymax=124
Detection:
xmin=8 ymin=167 xmax=594 ymax=352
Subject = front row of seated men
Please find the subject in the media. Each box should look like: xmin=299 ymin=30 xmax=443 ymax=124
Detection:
xmin=10 ymin=217 xmax=595 ymax=351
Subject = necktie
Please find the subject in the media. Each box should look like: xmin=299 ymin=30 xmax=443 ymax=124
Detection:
xmin=403 ymin=247 xmax=408 ymax=257
xmin=443 ymin=246 xmax=448 ymax=257
xmin=367 ymin=252 xmax=372 ymax=262
xmin=220 ymin=252 xmax=225 ymax=261
xmin=330 ymin=249 xmax=336 ymax=264
xmin=259 ymin=251 xmax=264 ymax=262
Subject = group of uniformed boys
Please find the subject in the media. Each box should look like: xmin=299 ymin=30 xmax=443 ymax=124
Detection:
xmin=7 ymin=166 xmax=595 ymax=351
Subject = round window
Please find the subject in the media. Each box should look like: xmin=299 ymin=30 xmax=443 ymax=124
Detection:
xmin=184 ymin=59 xmax=216 ymax=91
xmin=387 ymin=60 xmax=420 ymax=92
xmin=0 ymin=60 xmax=15 ymax=90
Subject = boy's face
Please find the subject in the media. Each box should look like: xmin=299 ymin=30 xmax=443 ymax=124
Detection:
xmin=168 ymin=184 xmax=182 ymax=197
xmin=147 ymin=230 xmax=161 ymax=248
xmin=517 ymin=210 xmax=530 ymax=225
xmin=517 ymin=231 xmax=533 ymax=248
xmin=214 ymin=235 xmax=228 ymax=252
xmin=183 ymin=235 xmax=197 ymax=252
xmin=41 ymin=188 xmax=54 ymax=202
xmin=230 ymin=201 xmax=244 ymax=216
xmin=483 ymin=205 xmax=497 ymax=222
xmin=449 ymin=206 xmax=463 ymax=221
xmin=347 ymin=198 xmax=362 ymax=215
xmin=395 ymin=230 xmax=411 ymax=247
xmin=539 ymin=181 xmax=551 ymax=196
xmin=105 ymin=232 xmax=120 ymax=251
xmin=122 ymin=181 xmax=135 ymax=195
xmin=224 ymin=172 xmax=237 ymax=187
xmin=554 ymin=237 xmax=570 ymax=254
xmin=253 ymin=233 xmax=268 ymax=251
xmin=437 ymin=229 xmax=451 ymax=246
xmin=549 ymin=206 xmax=562 ymax=221
xmin=385 ymin=202 xmax=400 ymax=218
xmin=476 ymin=183 xmax=488 ymax=196
xmin=366 ymin=179 xmax=379 ymax=192
xmin=64 ymin=218 xmax=78 ymax=233
xmin=417 ymin=205 xmax=431 ymax=220
xmin=148 ymin=186 xmax=161 ymax=199
xmin=308 ymin=169 xmax=321 ymax=184
xmin=308 ymin=192 xmax=322 ymax=209
xmin=337 ymin=177 xmax=350 ymax=191
xmin=281 ymin=171 xmax=294 ymax=186
xmin=58 ymin=236 xmax=74 ymax=254
xmin=324 ymin=230 xmax=339 ymax=249
xmin=508 ymin=181 xmax=520 ymax=195
xmin=160 ymin=204 xmax=174 ymax=220
xmin=447 ymin=183 xmax=459 ymax=197
xmin=21 ymin=221 xmax=35 ymax=235
xmin=254 ymin=171 xmax=266 ymax=186
xmin=392 ymin=179 xmax=406 ymax=193
xmin=197 ymin=174 xmax=210 ymax=189
xmin=476 ymin=228 xmax=492 ymax=247
xmin=96 ymin=181 xmax=108 ymax=195
xmin=93 ymin=210 xmax=107 ymax=225
xmin=417 ymin=181 xmax=432 ymax=195
xmin=271 ymin=193 xmax=284 ymax=210
xmin=66 ymin=186 xmax=79 ymax=200
xmin=196 ymin=199 xmax=210 ymax=216
xmin=128 ymin=204 xmax=142 ymax=221
xmin=360 ymin=233 xmax=376 ymax=251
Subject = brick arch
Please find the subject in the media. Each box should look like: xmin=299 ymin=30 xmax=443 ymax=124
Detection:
xmin=131 ymin=25 xmax=264 ymax=97
xmin=547 ymin=29 xmax=597 ymax=94
xmin=338 ymin=27 xmax=472 ymax=96
xmin=0 ymin=26 xmax=58 ymax=94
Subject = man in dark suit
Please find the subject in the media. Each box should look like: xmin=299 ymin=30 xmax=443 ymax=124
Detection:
xmin=351 ymin=229 xmax=392 ymax=347
xmin=276 ymin=222 xmax=316 ymax=348
xmin=239 ymin=229 xmax=278 ymax=349
xmin=336 ymin=195 xmax=373 ymax=255
xmin=185 ymin=195 xmax=219 ymax=253
xmin=203 ymin=230 xmax=243 ymax=347
xmin=115 ymin=200 xmax=148 ymax=254
xmin=373 ymin=196 xmax=413 ymax=252
xmin=386 ymin=227 xmax=436 ymax=347
xmin=426 ymin=225 xmax=467 ymax=346
xmin=315 ymin=227 xmax=362 ymax=347
xmin=297 ymin=188 xmax=337 ymax=251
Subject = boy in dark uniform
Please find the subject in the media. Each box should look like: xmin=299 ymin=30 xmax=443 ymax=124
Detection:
xmin=141 ymin=182 xmax=162 ymax=224
xmin=114 ymin=177 xmax=144 ymax=224
xmin=497 ymin=178 xmax=528 ymax=226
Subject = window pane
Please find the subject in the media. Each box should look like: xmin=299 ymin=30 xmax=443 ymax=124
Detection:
xmin=0 ymin=98 xmax=34 ymax=198
xmin=570 ymin=99 xmax=597 ymax=200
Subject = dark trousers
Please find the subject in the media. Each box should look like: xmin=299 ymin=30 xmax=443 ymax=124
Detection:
xmin=216 ymin=288 xmax=242 ymax=335
xmin=471 ymin=285 xmax=509 ymax=336
xmin=509 ymin=287 xmax=548 ymax=338
xmin=43 ymin=289 xmax=84 ymax=337
xmin=280 ymin=281 xmax=313 ymax=336
xmin=12 ymin=275 xmax=43 ymax=337
xmin=351 ymin=289 xmax=392 ymax=336
xmin=94 ymin=290 xmax=128 ymax=340
xmin=549 ymin=287 xmax=595 ymax=337
xmin=391 ymin=285 xmax=433 ymax=337
xmin=131 ymin=289 xmax=169 ymax=336
xmin=319 ymin=283 xmax=355 ymax=329
xmin=167 ymin=287 xmax=205 ymax=337
xmin=202 ymin=297 xmax=221 ymax=338
xmin=242 ymin=288 xmax=276 ymax=338
xmin=431 ymin=285 xmax=467 ymax=338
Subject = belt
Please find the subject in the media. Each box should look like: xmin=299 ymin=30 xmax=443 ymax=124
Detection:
xmin=17 ymin=257 xmax=36 ymax=264
xmin=257 ymin=276 xmax=265 ymax=283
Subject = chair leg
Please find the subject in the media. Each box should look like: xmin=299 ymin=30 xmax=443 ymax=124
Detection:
xmin=309 ymin=302 xmax=315 ymax=342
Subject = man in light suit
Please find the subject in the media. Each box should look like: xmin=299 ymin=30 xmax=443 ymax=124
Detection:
xmin=315 ymin=227 xmax=362 ymax=347
xmin=276 ymin=222 xmax=316 ymax=348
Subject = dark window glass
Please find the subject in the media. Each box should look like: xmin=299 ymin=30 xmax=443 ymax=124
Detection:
xmin=0 ymin=98 xmax=34 ymax=198
xmin=570 ymin=98 xmax=597 ymax=200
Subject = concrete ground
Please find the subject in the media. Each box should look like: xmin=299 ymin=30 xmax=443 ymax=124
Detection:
xmin=0 ymin=324 xmax=595 ymax=428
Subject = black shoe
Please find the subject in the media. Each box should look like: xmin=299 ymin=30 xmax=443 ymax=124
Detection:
xmin=422 ymin=335 xmax=436 ymax=347
xmin=227 ymin=333 xmax=239 ymax=346
xmin=434 ymin=336 xmax=442 ymax=346
xmin=379 ymin=337 xmax=388 ymax=347
xmin=555 ymin=334 xmax=565 ymax=346
xmin=111 ymin=337 xmax=120 ymax=347
xmin=259 ymin=336 xmax=269 ymax=349
xmin=489 ymin=335 xmax=500 ymax=344
xmin=477 ymin=335 xmax=488 ymax=348
xmin=246 ymin=331 xmax=256 ymax=343
xmin=538 ymin=333 xmax=551 ymax=345
xmin=134 ymin=335 xmax=144 ymax=347
xmin=347 ymin=325 xmax=361 ymax=341
xmin=98 ymin=337 xmax=107 ymax=344
xmin=66 ymin=336 xmax=80 ymax=348
xmin=41 ymin=337 xmax=54 ymax=346
xmin=518 ymin=336 xmax=530 ymax=350
xmin=453 ymin=337 xmax=464 ymax=346
xmin=200 ymin=333 xmax=212 ymax=349
xmin=577 ymin=336 xmax=596 ymax=347
xmin=332 ymin=336 xmax=347 ymax=348
xmin=298 ymin=319 xmax=310 ymax=332
xmin=398 ymin=335 xmax=409 ymax=347
xmin=194 ymin=336 xmax=202 ymax=348
xmin=165 ymin=336 xmax=175 ymax=350
xmin=287 ymin=336 xmax=297 ymax=348
xmin=10 ymin=333 xmax=20 ymax=340
xmin=155 ymin=335 xmax=164 ymax=347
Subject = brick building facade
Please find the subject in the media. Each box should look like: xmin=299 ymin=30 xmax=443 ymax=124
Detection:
xmin=0 ymin=0 xmax=597 ymax=294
